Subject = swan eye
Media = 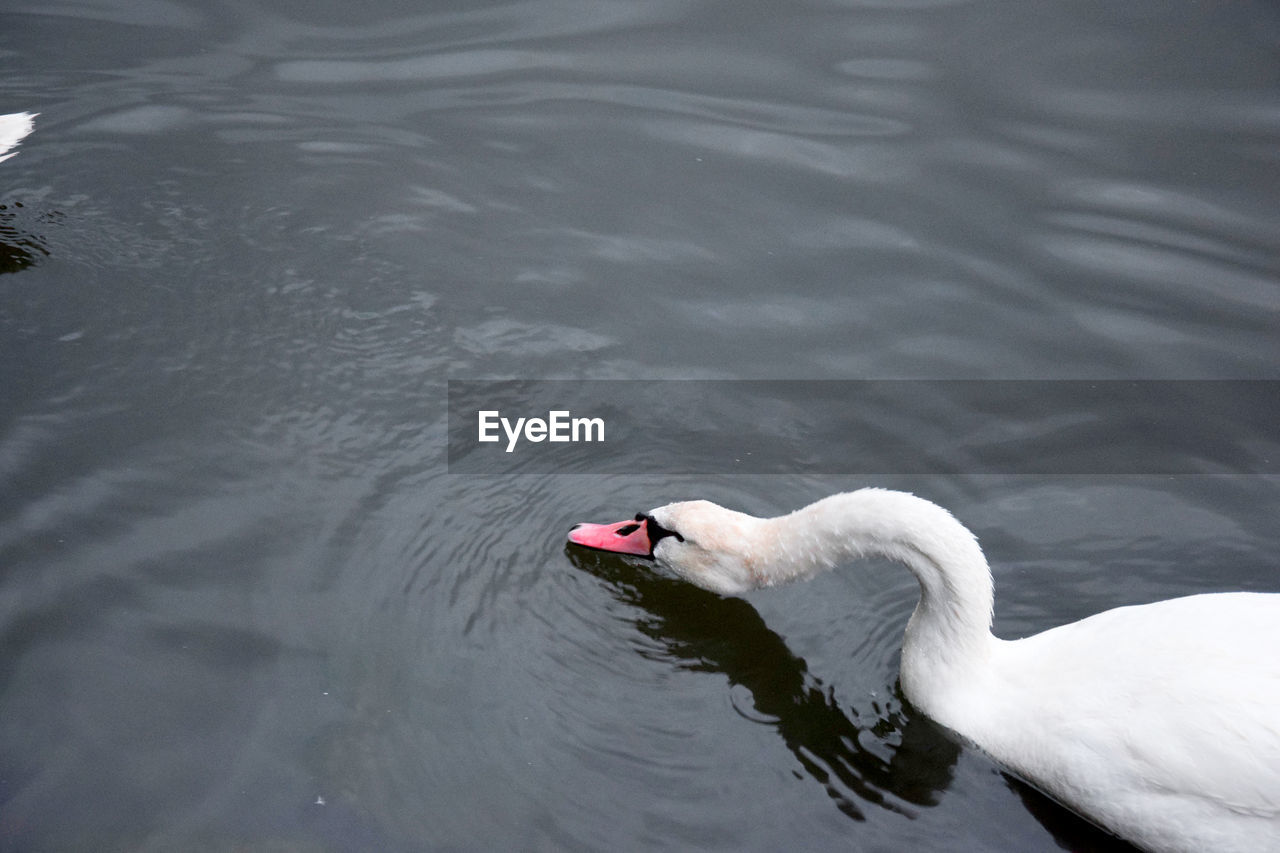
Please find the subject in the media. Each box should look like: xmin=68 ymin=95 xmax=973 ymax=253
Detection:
xmin=640 ymin=514 xmax=684 ymax=546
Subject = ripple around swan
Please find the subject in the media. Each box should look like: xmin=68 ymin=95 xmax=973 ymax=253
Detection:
xmin=0 ymin=201 xmax=52 ymax=274
xmin=558 ymin=538 xmax=959 ymax=825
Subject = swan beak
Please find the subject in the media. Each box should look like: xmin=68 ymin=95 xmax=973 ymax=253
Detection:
xmin=567 ymin=519 xmax=652 ymax=556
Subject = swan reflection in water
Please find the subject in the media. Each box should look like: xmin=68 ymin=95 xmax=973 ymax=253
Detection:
xmin=0 ymin=202 xmax=51 ymax=274
xmin=566 ymin=546 xmax=1133 ymax=851
xmin=1 ymin=114 xmax=48 ymax=274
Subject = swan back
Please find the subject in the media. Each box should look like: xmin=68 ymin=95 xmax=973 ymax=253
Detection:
xmin=977 ymin=593 xmax=1280 ymax=853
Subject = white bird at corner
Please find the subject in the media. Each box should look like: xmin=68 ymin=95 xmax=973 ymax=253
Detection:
xmin=569 ymin=488 xmax=1280 ymax=853
xmin=0 ymin=112 xmax=36 ymax=163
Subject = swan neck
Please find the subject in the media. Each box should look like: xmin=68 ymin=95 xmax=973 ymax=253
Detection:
xmin=765 ymin=489 xmax=996 ymax=653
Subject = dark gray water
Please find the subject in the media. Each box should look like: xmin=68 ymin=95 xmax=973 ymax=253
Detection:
xmin=3 ymin=1 xmax=1279 ymax=850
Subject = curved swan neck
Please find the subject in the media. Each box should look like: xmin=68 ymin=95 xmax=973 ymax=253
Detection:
xmin=760 ymin=490 xmax=996 ymax=677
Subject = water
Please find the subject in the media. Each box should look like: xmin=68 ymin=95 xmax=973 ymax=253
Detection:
xmin=2 ymin=0 xmax=1278 ymax=849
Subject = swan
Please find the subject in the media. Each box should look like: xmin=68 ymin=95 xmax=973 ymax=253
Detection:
xmin=0 ymin=112 xmax=36 ymax=163
xmin=568 ymin=488 xmax=1280 ymax=853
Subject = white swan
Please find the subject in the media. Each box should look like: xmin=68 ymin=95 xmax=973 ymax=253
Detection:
xmin=0 ymin=112 xmax=36 ymax=163
xmin=568 ymin=488 xmax=1280 ymax=853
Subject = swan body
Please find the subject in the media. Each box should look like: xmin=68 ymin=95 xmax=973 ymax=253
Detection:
xmin=0 ymin=112 xmax=36 ymax=163
xmin=568 ymin=488 xmax=1280 ymax=853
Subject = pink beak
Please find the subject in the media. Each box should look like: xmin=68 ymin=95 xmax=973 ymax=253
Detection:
xmin=567 ymin=518 xmax=653 ymax=556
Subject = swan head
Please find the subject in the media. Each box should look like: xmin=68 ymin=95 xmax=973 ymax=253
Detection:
xmin=568 ymin=500 xmax=768 ymax=595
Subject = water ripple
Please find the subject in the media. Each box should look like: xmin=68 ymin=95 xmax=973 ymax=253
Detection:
xmin=277 ymin=49 xmax=573 ymax=85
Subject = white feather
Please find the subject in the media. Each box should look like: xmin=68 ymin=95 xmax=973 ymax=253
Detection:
xmin=642 ymin=488 xmax=1280 ymax=853
xmin=0 ymin=112 xmax=36 ymax=163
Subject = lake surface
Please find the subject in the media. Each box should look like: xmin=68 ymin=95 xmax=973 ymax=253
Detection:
xmin=2 ymin=0 xmax=1279 ymax=850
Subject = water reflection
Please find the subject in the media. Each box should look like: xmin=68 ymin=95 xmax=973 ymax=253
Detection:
xmin=569 ymin=546 xmax=1142 ymax=851
xmin=565 ymin=545 xmax=958 ymax=821
xmin=0 ymin=202 xmax=51 ymax=274
xmin=1009 ymin=779 xmax=1139 ymax=853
